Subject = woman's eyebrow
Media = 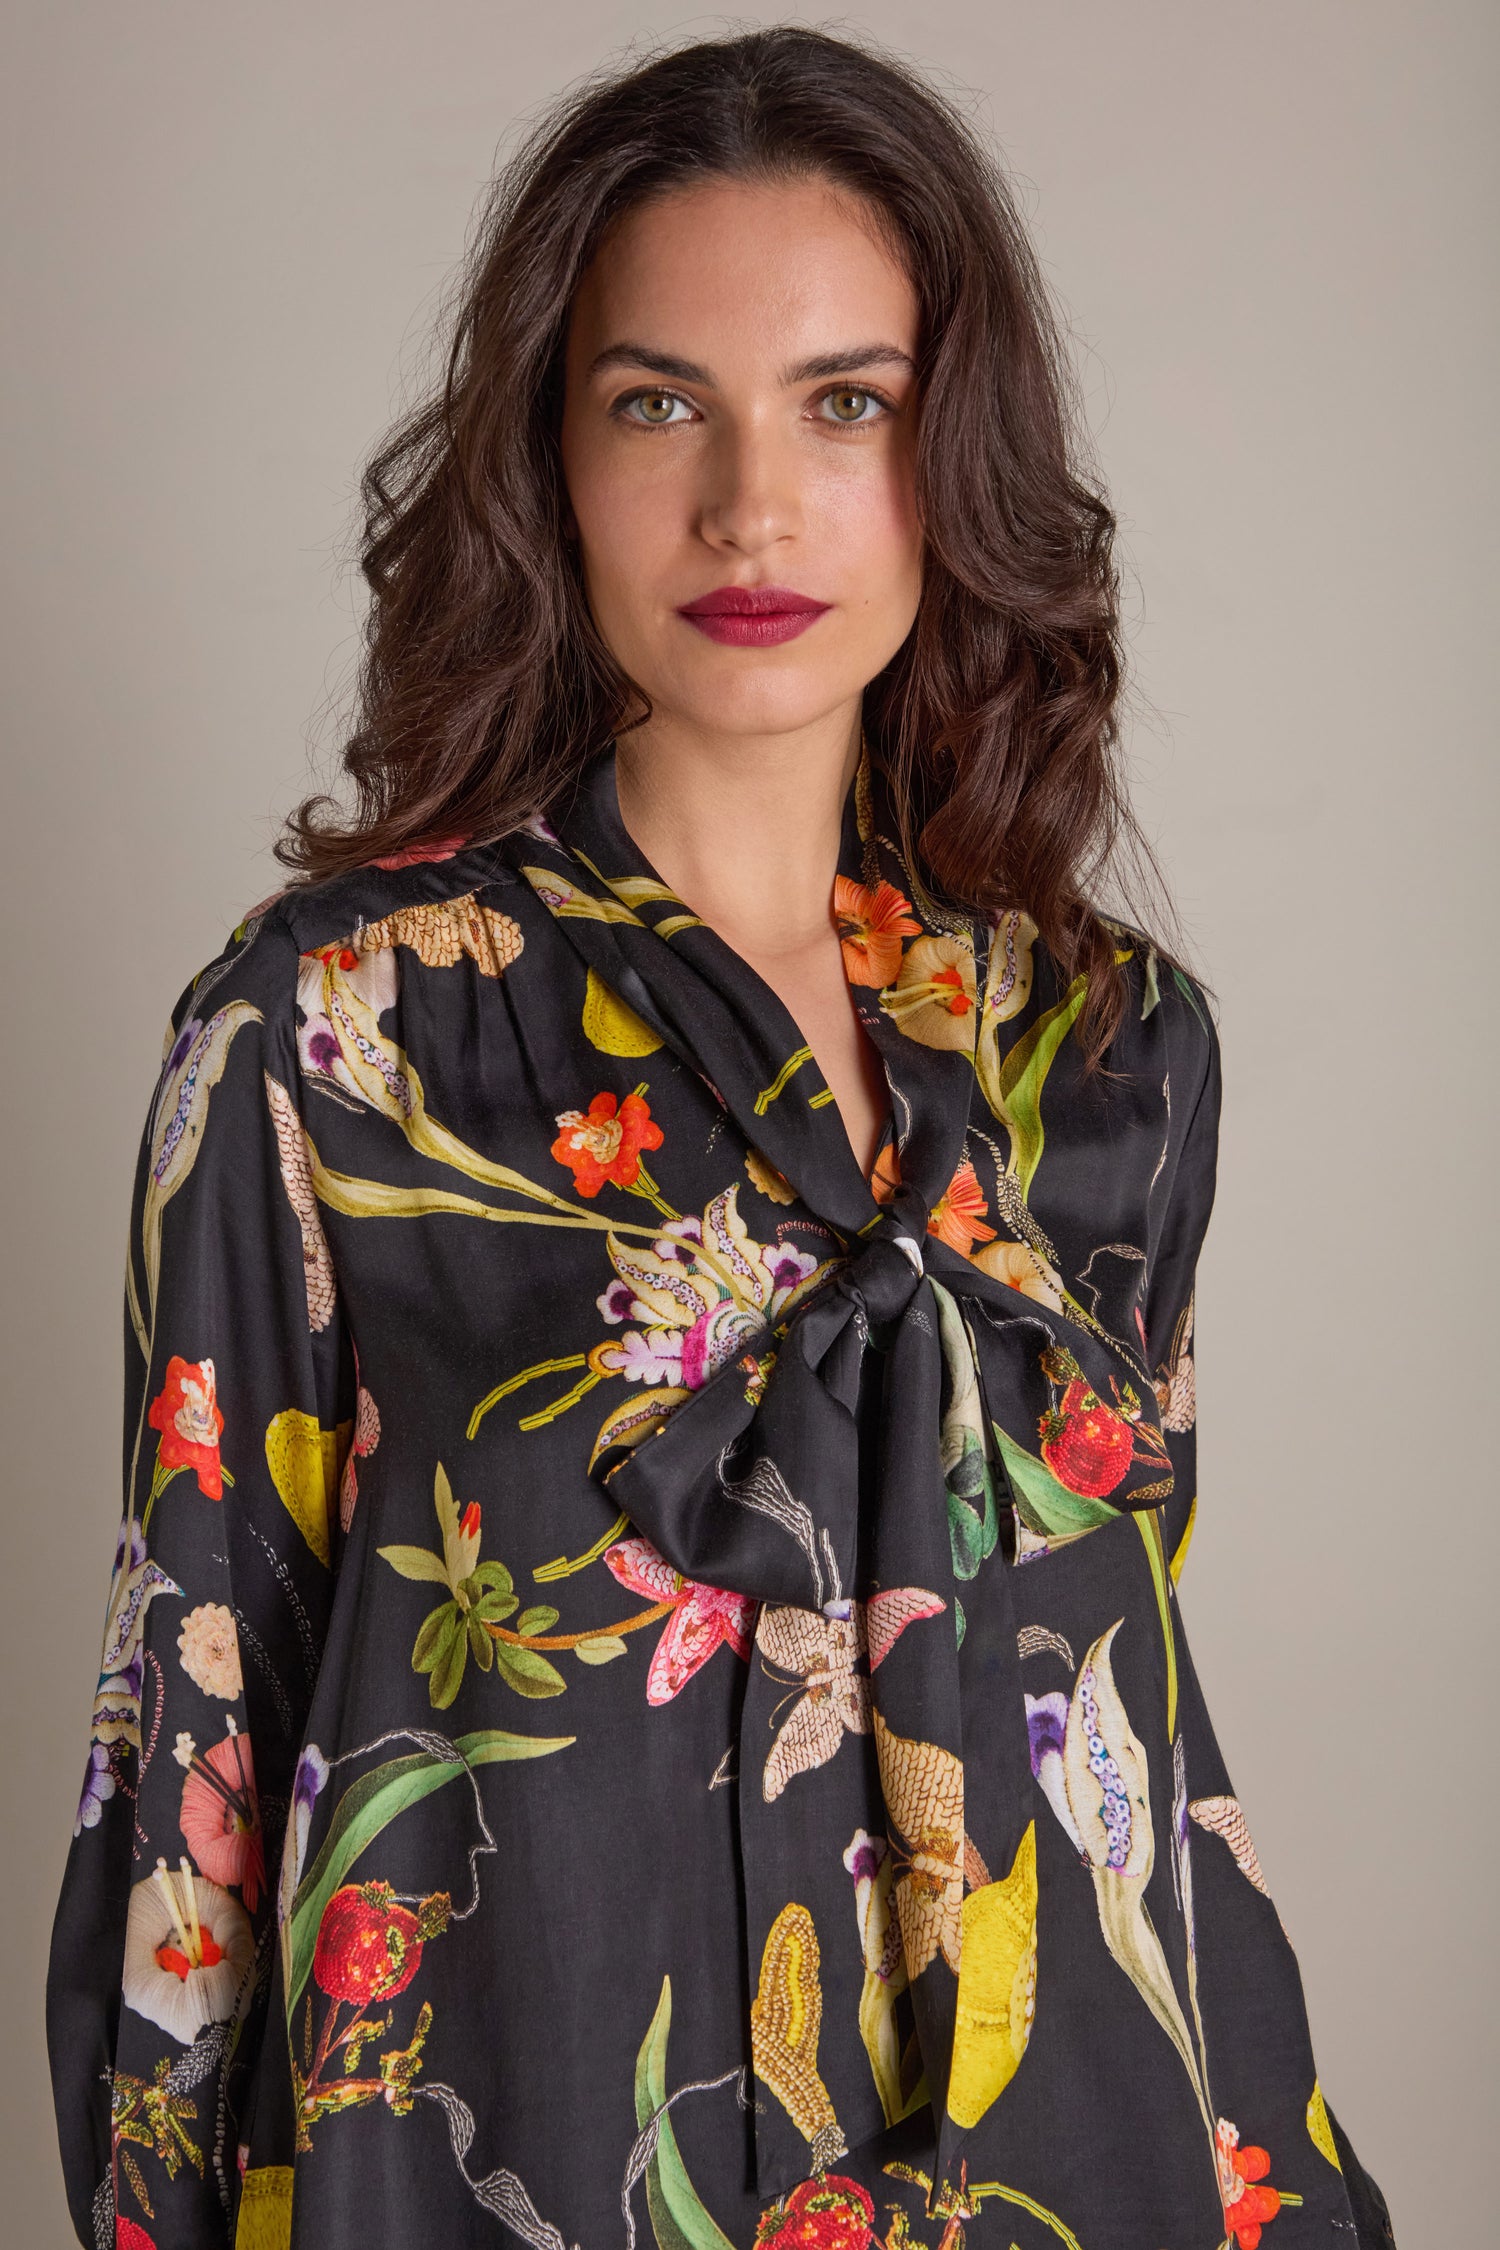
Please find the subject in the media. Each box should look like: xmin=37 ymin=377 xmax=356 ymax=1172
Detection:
xmin=586 ymin=341 xmax=917 ymax=385
xmin=588 ymin=342 xmax=711 ymax=384
xmin=786 ymin=345 xmax=916 ymax=382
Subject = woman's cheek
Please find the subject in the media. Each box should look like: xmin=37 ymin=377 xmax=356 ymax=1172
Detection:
xmin=809 ymin=450 xmax=921 ymax=595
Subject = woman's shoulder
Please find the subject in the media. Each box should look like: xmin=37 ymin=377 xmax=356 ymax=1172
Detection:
xmin=1089 ymin=914 xmax=1218 ymax=1074
xmin=1002 ymin=910 xmax=1219 ymax=1139
xmin=239 ymin=834 xmax=521 ymax=960
xmin=150 ymin=836 xmax=522 ymax=1070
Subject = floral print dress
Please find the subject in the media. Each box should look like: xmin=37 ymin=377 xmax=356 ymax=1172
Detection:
xmin=46 ymin=744 xmax=1396 ymax=2250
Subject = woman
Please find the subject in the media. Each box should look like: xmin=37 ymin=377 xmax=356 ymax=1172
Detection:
xmin=45 ymin=27 xmax=1395 ymax=2250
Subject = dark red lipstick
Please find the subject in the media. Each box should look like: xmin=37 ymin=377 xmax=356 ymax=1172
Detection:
xmin=675 ymin=584 xmax=832 ymax=646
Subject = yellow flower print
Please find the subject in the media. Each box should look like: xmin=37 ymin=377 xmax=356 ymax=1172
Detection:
xmin=966 ymin=1237 xmax=1066 ymax=1309
xmin=745 ymin=1146 xmax=797 ymax=1205
xmin=879 ymin=933 xmax=978 ymax=1051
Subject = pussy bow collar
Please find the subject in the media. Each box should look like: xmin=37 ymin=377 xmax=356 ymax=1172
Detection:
xmin=503 ymin=743 xmax=1176 ymax=2204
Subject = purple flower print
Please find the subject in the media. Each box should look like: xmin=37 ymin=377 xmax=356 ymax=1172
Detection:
xmin=74 ymin=1741 xmax=115 ymax=1836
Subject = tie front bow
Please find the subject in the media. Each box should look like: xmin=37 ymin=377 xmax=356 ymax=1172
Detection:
xmin=504 ymin=746 xmax=1179 ymax=2207
xmin=589 ymin=1183 xmax=1084 ymax=2199
xmin=595 ymin=1191 xmax=933 ymax=1618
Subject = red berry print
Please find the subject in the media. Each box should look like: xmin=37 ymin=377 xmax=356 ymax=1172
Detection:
xmin=312 ymin=1879 xmax=438 ymax=2006
xmin=1038 ymin=1378 xmax=1134 ymax=1498
xmin=754 ymin=2174 xmax=876 ymax=2250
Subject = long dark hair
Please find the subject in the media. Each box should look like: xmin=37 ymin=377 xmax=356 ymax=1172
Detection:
xmin=278 ymin=24 xmax=1181 ymax=1064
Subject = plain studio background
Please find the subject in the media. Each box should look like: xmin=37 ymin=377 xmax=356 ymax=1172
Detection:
xmin=2 ymin=3 xmax=1493 ymax=2241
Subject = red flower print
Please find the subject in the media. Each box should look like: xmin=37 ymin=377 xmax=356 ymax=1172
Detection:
xmin=312 ymin=1879 xmax=451 ymax=2006
xmin=369 ymin=834 xmax=470 ymax=869
xmin=605 ymin=1534 xmax=756 ymax=1705
xmin=834 ymin=876 xmax=921 ymax=987
xmin=928 ymin=1160 xmax=998 ymax=1258
xmin=551 ymin=1090 xmax=664 ymax=1196
xmin=755 ymin=2174 xmax=876 ymax=2250
xmin=1216 ymin=2118 xmax=1284 ymax=2249
xmin=1038 ymin=1377 xmax=1134 ymax=1498
xmin=147 ymin=1357 xmax=225 ymax=1498
xmin=930 ymin=963 xmax=973 ymax=1017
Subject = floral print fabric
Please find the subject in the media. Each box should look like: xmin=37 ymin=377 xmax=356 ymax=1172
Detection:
xmin=47 ymin=744 xmax=1394 ymax=2250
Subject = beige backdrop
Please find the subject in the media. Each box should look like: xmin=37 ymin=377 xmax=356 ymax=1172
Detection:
xmin=4 ymin=3 xmax=1494 ymax=2241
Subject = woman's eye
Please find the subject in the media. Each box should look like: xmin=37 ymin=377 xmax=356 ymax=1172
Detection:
xmin=619 ymin=389 xmax=693 ymax=426
xmin=820 ymin=387 xmax=885 ymax=425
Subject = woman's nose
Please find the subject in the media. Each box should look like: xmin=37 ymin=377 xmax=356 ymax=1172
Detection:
xmin=695 ymin=416 xmax=802 ymax=557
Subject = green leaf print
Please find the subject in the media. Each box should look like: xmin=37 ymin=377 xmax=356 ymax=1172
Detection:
xmin=491 ymin=1641 xmax=568 ymax=1698
xmin=976 ymin=973 xmax=1088 ymax=1198
xmin=991 ymin=1422 xmax=1122 ymax=1538
xmin=287 ymin=1728 xmax=573 ymax=2015
xmin=947 ymin=1432 xmax=999 ymax=1579
xmin=633 ymin=1978 xmax=736 ymax=2250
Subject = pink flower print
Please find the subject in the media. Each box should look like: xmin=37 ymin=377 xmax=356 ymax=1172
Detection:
xmin=338 ymin=1382 xmax=381 ymax=1533
xmin=175 ymin=1718 xmax=265 ymax=1912
xmin=679 ymin=1299 xmax=764 ymax=1390
xmin=591 ymin=1327 xmax=685 ymax=1386
xmin=596 ymin=1277 xmax=640 ymax=1324
xmin=605 ymin=1534 xmax=756 ymax=1705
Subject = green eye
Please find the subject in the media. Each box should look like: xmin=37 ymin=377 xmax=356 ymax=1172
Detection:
xmin=825 ymin=387 xmax=876 ymax=423
xmin=629 ymin=390 xmax=681 ymax=423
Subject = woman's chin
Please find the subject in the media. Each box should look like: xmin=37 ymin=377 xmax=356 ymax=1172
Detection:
xmin=630 ymin=637 xmax=900 ymax=743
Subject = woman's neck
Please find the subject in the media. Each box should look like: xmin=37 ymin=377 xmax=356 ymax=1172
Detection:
xmin=611 ymin=708 xmax=862 ymax=952
xmin=610 ymin=705 xmax=892 ymax=1184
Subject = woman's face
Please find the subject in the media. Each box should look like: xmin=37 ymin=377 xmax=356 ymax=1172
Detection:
xmin=559 ymin=174 xmax=923 ymax=744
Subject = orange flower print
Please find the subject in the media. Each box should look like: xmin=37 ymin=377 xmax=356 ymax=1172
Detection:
xmin=869 ymin=1139 xmax=901 ymax=1203
xmin=833 ymin=875 xmax=920 ymax=987
xmin=551 ymin=1090 xmax=664 ymax=1197
xmin=1215 ymin=2118 xmax=1285 ymax=2249
xmin=928 ymin=1160 xmax=998 ymax=1257
xmin=147 ymin=1357 xmax=225 ymax=1499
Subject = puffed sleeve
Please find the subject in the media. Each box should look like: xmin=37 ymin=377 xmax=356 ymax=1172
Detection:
xmin=45 ymin=899 xmax=353 ymax=2249
xmin=1141 ymin=969 xmax=1223 ymax=1570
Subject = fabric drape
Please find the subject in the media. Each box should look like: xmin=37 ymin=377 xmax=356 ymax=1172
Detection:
xmin=46 ymin=743 xmax=1395 ymax=2250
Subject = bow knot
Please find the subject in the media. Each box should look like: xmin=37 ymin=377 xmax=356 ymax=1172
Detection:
xmin=831 ymin=1185 xmax=930 ymax=1337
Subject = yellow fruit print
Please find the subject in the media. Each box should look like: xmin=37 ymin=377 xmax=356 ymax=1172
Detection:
xmin=1307 ymin=2079 xmax=1343 ymax=2170
xmin=234 ymin=2166 xmax=294 ymax=2250
xmin=947 ymin=1820 xmax=1039 ymax=2129
xmin=264 ymin=1407 xmax=349 ymax=1566
xmin=582 ymin=964 xmax=663 ymax=1055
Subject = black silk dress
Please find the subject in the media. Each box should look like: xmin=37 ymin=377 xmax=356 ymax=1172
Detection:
xmin=46 ymin=744 xmax=1395 ymax=2250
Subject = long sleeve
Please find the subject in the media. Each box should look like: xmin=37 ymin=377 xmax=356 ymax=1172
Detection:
xmin=1141 ymin=971 xmax=1223 ymax=1571
xmin=46 ymin=900 xmax=353 ymax=2250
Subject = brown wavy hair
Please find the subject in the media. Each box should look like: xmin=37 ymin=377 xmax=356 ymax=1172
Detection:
xmin=277 ymin=24 xmax=1181 ymax=1065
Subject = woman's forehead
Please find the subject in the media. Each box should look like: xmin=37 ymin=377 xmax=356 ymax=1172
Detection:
xmin=565 ymin=177 xmax=917 ymax=380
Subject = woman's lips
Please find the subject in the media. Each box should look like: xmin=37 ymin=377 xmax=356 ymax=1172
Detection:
xmin=675 ymin=584 xmax=832 ymax=647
